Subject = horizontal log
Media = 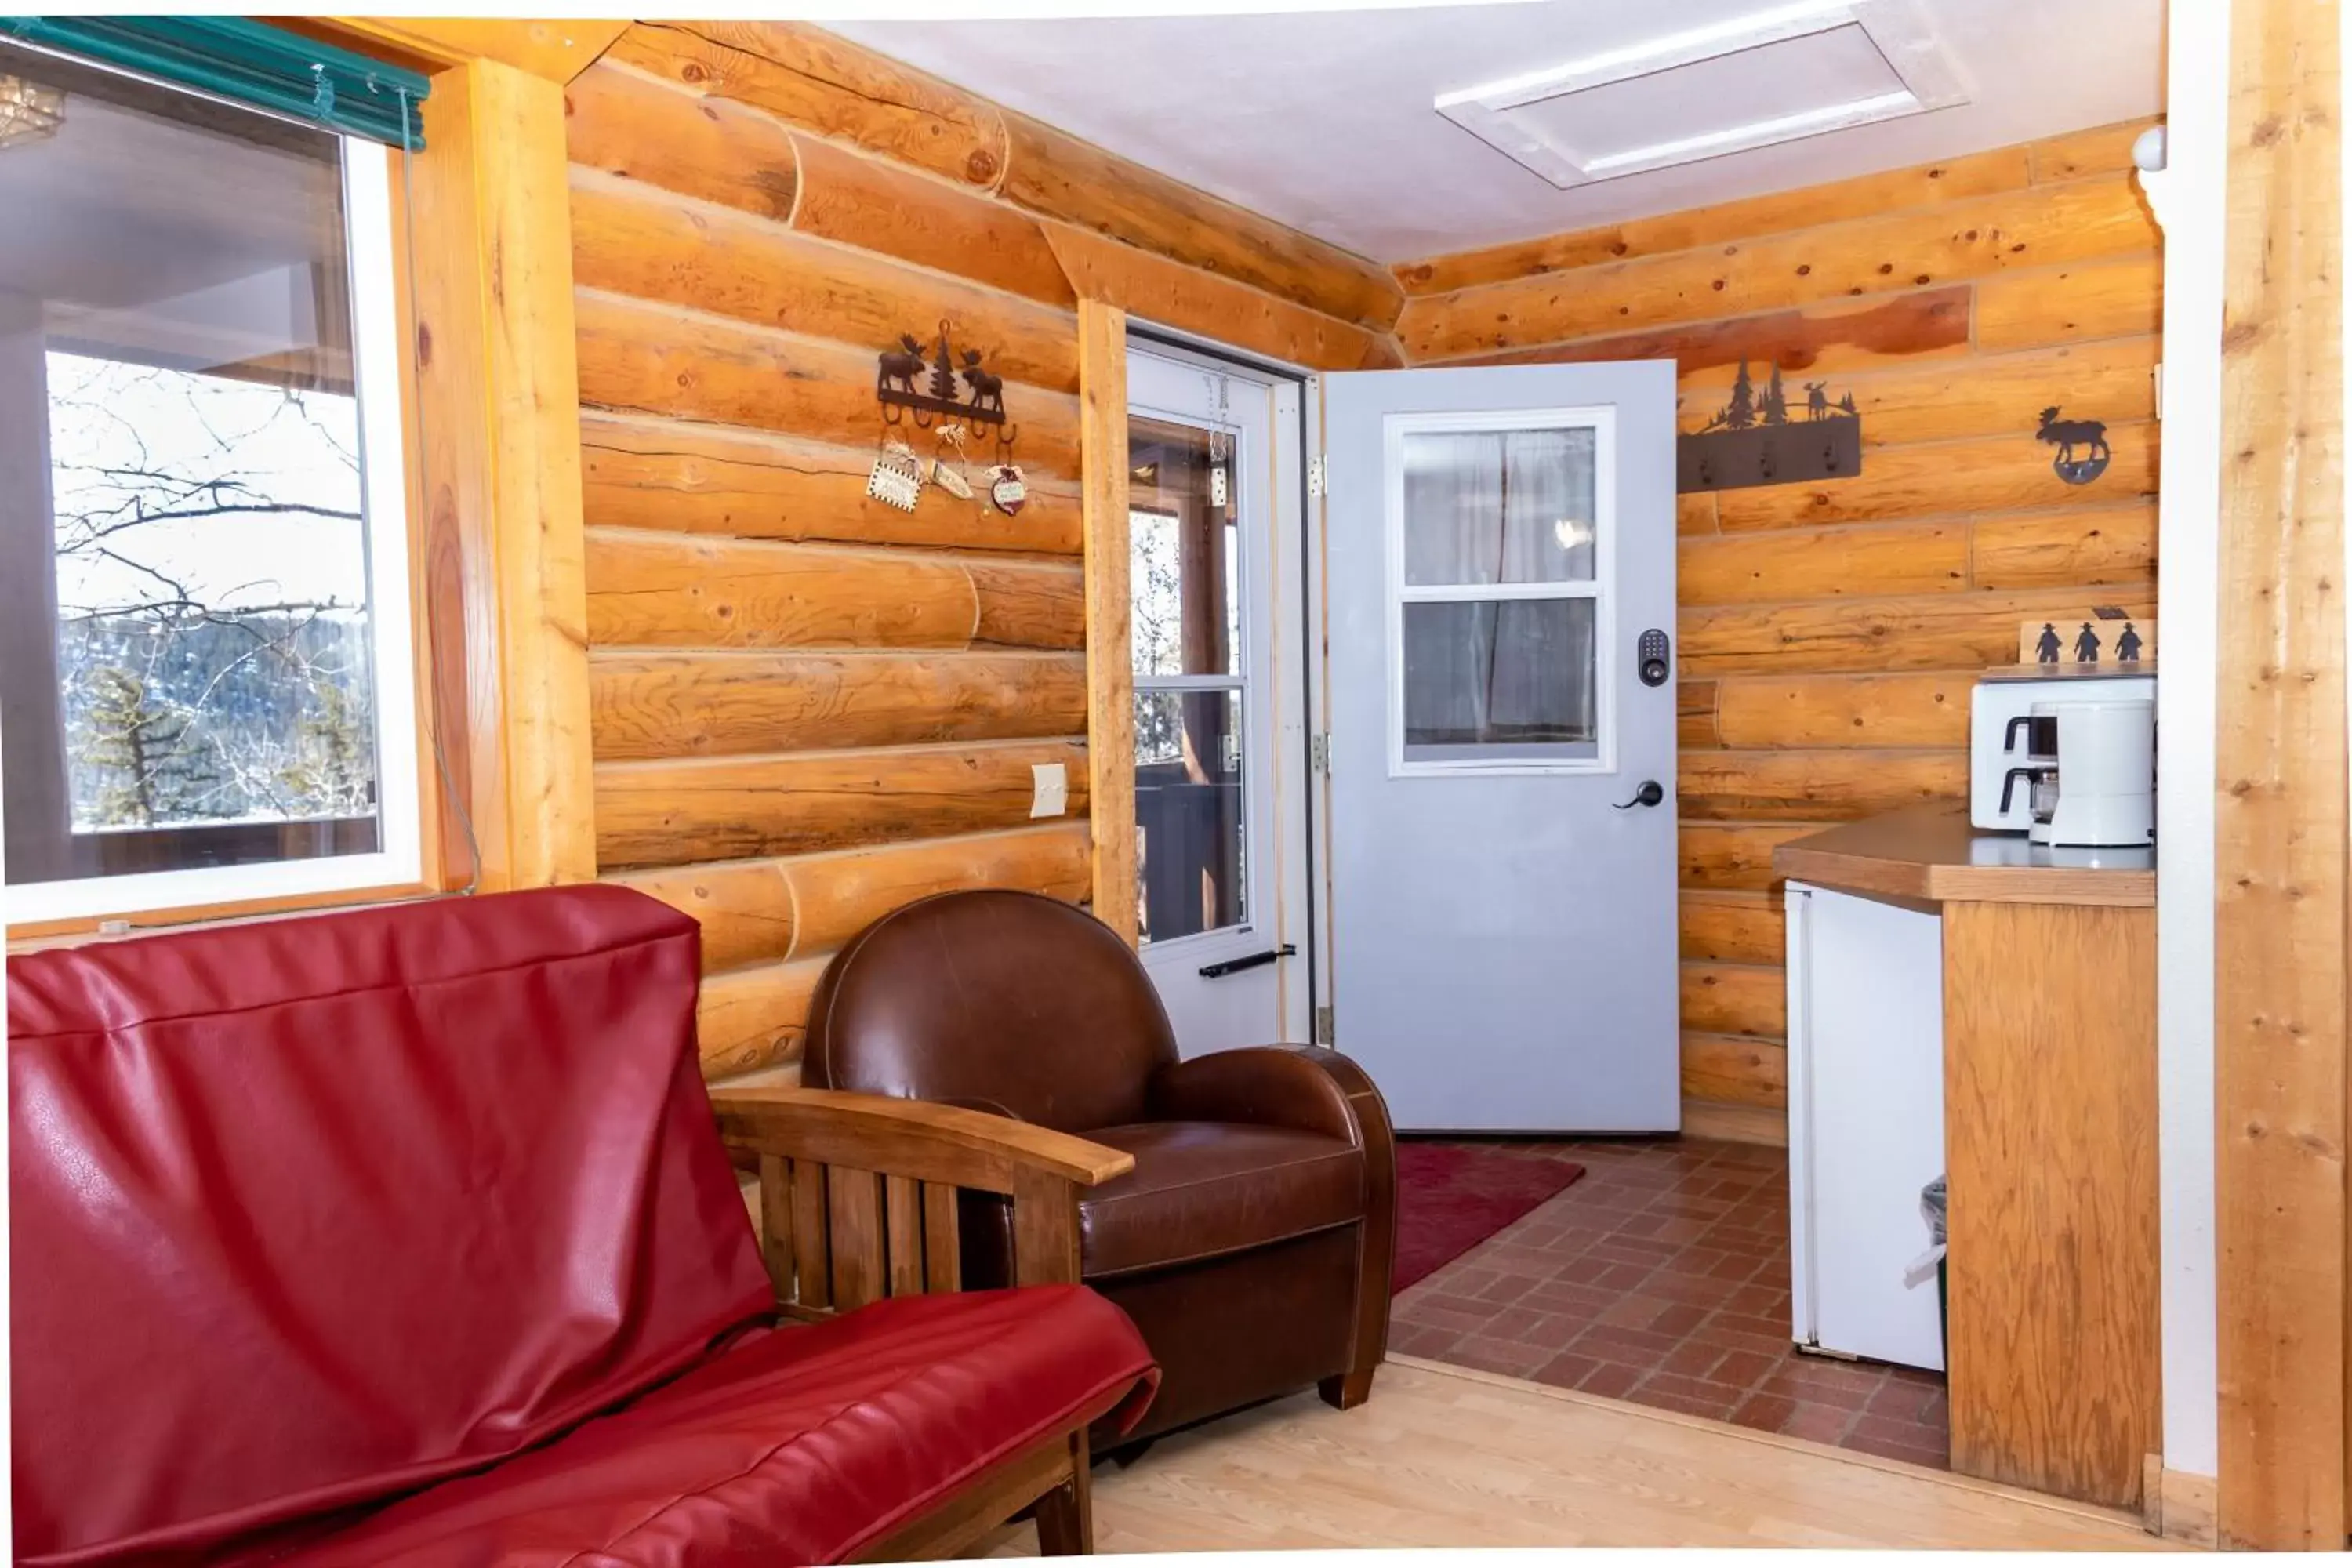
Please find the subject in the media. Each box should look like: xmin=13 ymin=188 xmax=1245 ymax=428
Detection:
xmin=1682 ymin=1031 xmax=1788 ymax=1110
xmin=1677 ymin=336 xmax=2160 ymax=449
xmin=1680 ymin=521 xmax=1969 ymax=606
xmin=615 ymin=859 xmax=796 ymax=971
xmin=1679 ymin=822 xmax=1813 ymax=893
xmin=1712 ymin=422 xmax=2158 ymax=530
xmin=1680 ymin=585 xmax=2158 ymax=677
xmin=1713 ymin=672 xmax=1973 ymax=750
xmin=590 ymin=648 xmax=1087 ymax=760
xmin=1681 ymin=1098 xmax=1788 ymax=1147
xmin=1398 ymin=176 xmax=2158 ymax=361
xmin=1432 ymin=286 xmax=1974 ymax=379
xmin=586 ymin=529 xmax=1083 ymax=654
xmin=999 ymin=109 xmax=1403 ymax=331
xmin=608 ymin=21 xmax=1007 ymax=189
xmin=586 ymin=530 xmax=980 ymax=651
xmin=1679 ymin=679 xmax=1720 ymax=750
xmin=1971 ymin=503 xmax=2158 ymax=590
xmin=1677 ymin=492 xmax=1719 ymax=535
xmin=1678 ymin=747 xmax=1968 ymax=822
xmin=566 ymin=58 xmax=802 ymax=223
xmin=595 ymin=737 xmax=1090 ymax=867
xmin=1679 ymin=890 xmax=1786 ymax=966
xmin=1973 ymin=253 xmax=2165 ymax=352
xmin=695 ymin=956 xmax=829 ymax=1076
xmin=1041 ymin=222 xmax=1389 ymax=372
xmin=1681 ymin=961 xmax=1787 ymax=1040
xmin=789 ymin=821 xmax=1090 ymax=956
xmin=2028 ymin=116 xmax=2163 ymax=183
xmin=574 ymin=289 xmax=1083 ymax=478
xmin=605 ymin=820 xmax=1090 ymax=971
xmin=579 ymin=412 xmax=1082 ymax=555
xmin=1394 ymin=143 xmax=2035 ymax=295
xmin=964 ymin=557 xmax=1087 ymax=649
xmin=568 ymin=169 xmax=1080 ymax=394
xmin=787 ymin=129 xmax=1074 ymax=307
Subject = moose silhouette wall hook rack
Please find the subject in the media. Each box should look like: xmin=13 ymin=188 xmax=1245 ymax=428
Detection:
xmin=1675 ymin=359 xmax=1862 ymax=495
xmin=877 ymin=321 xmax=1017 ymax=443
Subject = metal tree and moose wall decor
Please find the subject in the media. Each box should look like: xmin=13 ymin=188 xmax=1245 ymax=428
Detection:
xmin=1675 ymin=359 xmax=1862 ymax=494
xmin=866 ymin=321 xmax=1026 ymax=516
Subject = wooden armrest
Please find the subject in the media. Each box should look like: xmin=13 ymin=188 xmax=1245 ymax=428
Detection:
xmin=707 ymin=1085 xmax=1130 ymax=1309
xmin=710 ymin=1084 xmax=1133 ymax=1193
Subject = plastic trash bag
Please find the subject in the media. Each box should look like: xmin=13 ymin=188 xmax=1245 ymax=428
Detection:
xmin=1904 ymin=1175 xmax=1947 ymax=1289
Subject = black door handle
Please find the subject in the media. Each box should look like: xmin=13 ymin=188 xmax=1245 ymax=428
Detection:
xmin=1614 ymin=780 xmax=1665 ymax=811
xmin=1199 ymin=944 xmax=1295 ymax=978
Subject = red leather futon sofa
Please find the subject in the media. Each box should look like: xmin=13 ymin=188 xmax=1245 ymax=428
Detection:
xmin=9 ymin=886 xmax=1158 ymax=1566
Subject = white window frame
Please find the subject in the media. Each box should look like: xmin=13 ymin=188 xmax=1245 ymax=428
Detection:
xmin=1128 ymin=358 xmax=1272 ymax=958
xmin=7 ymin=140 xmax=423 ymax=924
xmin=1383 ymin=405 xmax=1619 ymax=779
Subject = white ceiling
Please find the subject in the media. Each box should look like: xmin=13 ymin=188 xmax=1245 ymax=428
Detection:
xmin=835 ymin=0 xmax=2165 ymax=263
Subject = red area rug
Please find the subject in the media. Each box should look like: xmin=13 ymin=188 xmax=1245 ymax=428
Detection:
xmin=1392 ymin=1142 xmax=1585 ymax=1294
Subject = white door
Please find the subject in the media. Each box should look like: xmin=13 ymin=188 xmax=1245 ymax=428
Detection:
xmin=1319 ymin=361 xmax=1680 ymax=1131
xmin=1128 ymin=344 xmax=1311 ymax=1055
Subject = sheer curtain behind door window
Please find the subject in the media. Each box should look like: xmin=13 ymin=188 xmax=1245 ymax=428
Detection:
xmin=1399 ymin=426 xmax=1600 ymax=763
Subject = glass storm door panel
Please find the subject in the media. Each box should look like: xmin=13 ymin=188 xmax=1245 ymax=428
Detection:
xmin=1128 ymin=346 xmax=1308 ymax=1056
xmin=1320 ymin=361 xmax=1680 ymax=1131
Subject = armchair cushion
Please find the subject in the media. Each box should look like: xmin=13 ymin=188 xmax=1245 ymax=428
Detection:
xmin=249 ymin=1287 xmax=1156 ymax=1568
xmin=1148 ymin=1045 xmax=1369 ymax=1145
xmin=1078 ymin=1123 xmax=1364 ymax=1279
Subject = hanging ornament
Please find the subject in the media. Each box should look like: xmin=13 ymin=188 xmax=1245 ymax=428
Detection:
xmin=866 ymin=437 xmax=924 ymax=513
xmin=989 ymin=462 xmax=1028 ymax=517
xmin=931 ymin=423 xmax=975 ymax=501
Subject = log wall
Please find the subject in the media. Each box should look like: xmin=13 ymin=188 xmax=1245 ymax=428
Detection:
xmin=1392 ymin=119 xmax=2164 ymax=1137
xmin=567 ymin=21 xmax=1403 ymax=1077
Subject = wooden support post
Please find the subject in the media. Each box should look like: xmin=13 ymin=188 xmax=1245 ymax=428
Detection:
xmin=407 ymin=57 xmax=595 ymax=889
xmin=1077 ymin=299 xmax=1137 ymax=943
xmin=2212 ymin=0 xmax=2347 ymax=1548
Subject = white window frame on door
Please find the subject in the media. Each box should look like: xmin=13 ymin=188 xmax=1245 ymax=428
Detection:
xmin=1128 ymin=351 xmax=1274 ymax=962
xmin=1382 ymin=404 xmax=1620 ymax=779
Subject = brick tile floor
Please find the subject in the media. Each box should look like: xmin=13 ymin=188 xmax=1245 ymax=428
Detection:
xmin=1392 ymin=1134 xmax=1951 ymax=1469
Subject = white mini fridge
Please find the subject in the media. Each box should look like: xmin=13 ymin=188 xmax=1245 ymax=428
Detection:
xmin=1784 ymin=880 xmax=1947 ymax=1372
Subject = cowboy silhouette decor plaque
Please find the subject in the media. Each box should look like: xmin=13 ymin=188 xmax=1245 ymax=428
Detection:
xmin=1676 ymin=360 xmax=1863 ymax=494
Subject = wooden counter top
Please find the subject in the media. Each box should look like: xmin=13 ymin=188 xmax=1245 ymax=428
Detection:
xmin=1771 ymin=804 xmax=2155 ymax=908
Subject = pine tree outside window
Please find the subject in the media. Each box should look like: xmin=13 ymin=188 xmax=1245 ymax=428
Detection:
xmin=0 ymin=38 xmax=421 ymax=922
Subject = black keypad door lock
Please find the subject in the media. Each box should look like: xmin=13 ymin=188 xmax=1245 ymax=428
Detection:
xmin=1638 ymin=628 xmax=1671 ymax=688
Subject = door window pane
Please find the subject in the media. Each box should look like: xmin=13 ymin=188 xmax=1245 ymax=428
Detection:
xmin=1403 ymin=426 xmax=1596 ymax=586
xmin=1129 ymin=415 xmax=1239 ymax=678
xmin=1134 ymin=689 xmax=1246 ymax=943
xmin=1403 ymin=598 xmax=1597 ymax=763
xmin=0 ymin=42 xmax=395 ymax=891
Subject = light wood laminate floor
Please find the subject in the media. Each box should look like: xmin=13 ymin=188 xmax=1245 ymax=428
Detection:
xmin=984 ymin=1357 xmax=2174 ymax=1553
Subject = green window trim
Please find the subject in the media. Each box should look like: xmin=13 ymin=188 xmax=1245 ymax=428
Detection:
xmin=0 ymin=16 xmax=429 ymax=149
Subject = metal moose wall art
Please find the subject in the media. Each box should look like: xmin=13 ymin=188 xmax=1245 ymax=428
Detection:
xmin=877 ymin=321 xmax=1014 ymax=434
xmin=1676 ymin=360 xmax=1862 ymax=494
xmin=870 ymin=321 xmax=1026 ymax=517
xmin=2036 ymin=406 xmax=2111 ymax=485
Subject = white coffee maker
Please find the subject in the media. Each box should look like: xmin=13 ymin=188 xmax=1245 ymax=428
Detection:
xmin=2005 ymin=698 xmax=2156 ymax=847
xmin=1971 ymin=666 xmax=2156 ymax=840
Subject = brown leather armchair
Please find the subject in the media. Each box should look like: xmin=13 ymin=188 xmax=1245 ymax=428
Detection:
xmin=802 ymin=889 xmax=1398 ymax=1444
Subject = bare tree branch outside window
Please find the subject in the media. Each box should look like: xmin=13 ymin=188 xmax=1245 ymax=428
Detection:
xmin=47 ymin=353 xmax=378 ymax=833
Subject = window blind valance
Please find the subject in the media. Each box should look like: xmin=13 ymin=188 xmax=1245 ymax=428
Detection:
xmin=0 ymin=16 xmax=428 ymax=148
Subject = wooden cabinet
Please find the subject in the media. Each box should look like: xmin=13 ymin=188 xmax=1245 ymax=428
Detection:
xmin=1777 ymin=807 xmax=2158 ymax=1510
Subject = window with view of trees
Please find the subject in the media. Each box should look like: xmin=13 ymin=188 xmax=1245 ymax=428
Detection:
xmin=0 ymin=39 xmax=418 ymax=920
